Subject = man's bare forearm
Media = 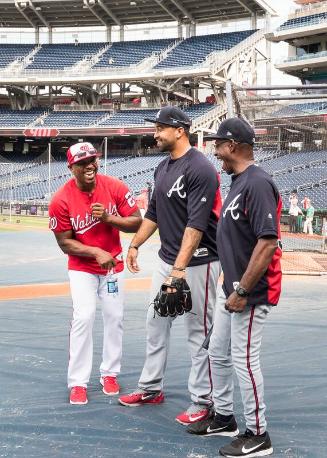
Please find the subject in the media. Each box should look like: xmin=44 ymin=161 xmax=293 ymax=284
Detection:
xmin=129 ymin=218 xmax=158 ymax=248
xmin=57 ymin=238 xmax=100 ymax=258
xmin=173 ymin=227 xmax=203 ymax=269
xmin=104 ymin=214 xmax=142 ymax=233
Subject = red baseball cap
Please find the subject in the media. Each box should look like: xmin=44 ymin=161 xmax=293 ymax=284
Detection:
xmin=67 ymin=142 xmax=100 ymax=166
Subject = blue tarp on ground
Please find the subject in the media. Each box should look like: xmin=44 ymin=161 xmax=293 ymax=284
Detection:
xmin=0 ymin=231 xmax=326 ymax=457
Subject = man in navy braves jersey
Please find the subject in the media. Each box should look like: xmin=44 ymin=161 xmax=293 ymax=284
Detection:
xmin=118 ymin=106 xmax=223 ymax=426
xmin=187 ymin=118 xmax=282 ymax=458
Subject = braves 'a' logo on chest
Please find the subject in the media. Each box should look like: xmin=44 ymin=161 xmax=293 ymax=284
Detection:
xmin=167 ymin=175 xmax=186 ymax=199
xmin=223 ymin=193 xmax=242 ymax=220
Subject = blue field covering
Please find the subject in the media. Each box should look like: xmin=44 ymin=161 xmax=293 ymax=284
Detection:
xmin=0 ymin=230 xmax=326 ymax=457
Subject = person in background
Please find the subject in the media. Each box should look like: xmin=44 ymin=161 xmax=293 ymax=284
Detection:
xmin=303 ymin=200 xmax=315 ymax=235
xmin=289 ymin=193 xmax=302 ymax=233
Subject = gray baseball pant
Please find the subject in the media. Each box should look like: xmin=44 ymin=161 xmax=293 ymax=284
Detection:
xmin=209 ymin=288 xmax=271 ymax=434
xmin=138 ymin=257 xmax=221 ymax=405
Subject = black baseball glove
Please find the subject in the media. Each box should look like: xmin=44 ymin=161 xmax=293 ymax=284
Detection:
xmin=153 ymin=276 xmax=192 ymax=318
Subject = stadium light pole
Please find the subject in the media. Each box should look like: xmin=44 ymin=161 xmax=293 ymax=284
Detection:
xmin=48 ymin=142 xmax=51 ymax=200
xmin=9 ymin=163 xmax=13 ymax=223
xmin=226 ymin=80 xmax=234 ymax=118
xmin=104 ymin=137 xmax=108 ymax=175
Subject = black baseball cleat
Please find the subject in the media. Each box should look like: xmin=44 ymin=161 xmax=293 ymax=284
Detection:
xmin=186 ymin=412 xmax=239 ymax=437
xmin=219 ymin=429 xmax=273 ymax=457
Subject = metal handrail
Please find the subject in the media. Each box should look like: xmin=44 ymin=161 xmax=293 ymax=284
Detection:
xmin=276 ymin=50 xmax=327 ymax=64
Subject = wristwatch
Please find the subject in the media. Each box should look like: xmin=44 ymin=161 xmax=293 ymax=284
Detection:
xmin=235 ymin=285 xmax=249 ymax=297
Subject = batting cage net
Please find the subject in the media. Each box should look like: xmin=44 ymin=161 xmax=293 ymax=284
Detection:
xmin=233 ymin=93 xmax=327 ymax=274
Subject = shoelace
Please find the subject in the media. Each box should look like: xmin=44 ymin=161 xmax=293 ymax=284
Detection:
xmin=72 ymin=386 xmax=86 ymax=394
xmin=230 ymin=429 xmax=255 ymax=446
xmin=103 ymin=376 xmax=117 ymax=383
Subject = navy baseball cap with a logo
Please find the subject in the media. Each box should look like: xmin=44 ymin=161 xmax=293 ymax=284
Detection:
xmin=145 ymin=106 xmax=192 ymax=129
xmin=203 ymin=117 xmax=255 ymax=146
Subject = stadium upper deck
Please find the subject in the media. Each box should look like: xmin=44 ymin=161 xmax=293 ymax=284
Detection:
xmin=268 ymin=0 xmax=327 ymax=82
xmin=0 ymin=31 xmax=256 ymax=71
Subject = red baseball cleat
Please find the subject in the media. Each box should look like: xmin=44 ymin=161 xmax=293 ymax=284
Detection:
xmin=100 ymin=376 xmax=120 ymax=396
xmin=70 ymin=386 xmax=88 ymax=405
xmin=175 ymin=404 xmax=211 ymax=425
xmin=118 ymin=389 xmax=164 ymax=407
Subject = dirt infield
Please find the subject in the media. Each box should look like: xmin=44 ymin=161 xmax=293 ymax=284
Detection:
xmin=0 ymin=277 xmax=152 ymax=301
xmin=1 ymin=273 xmax=324 ymax=302
xmin=282 ymin=251 xmax=327 ymax=273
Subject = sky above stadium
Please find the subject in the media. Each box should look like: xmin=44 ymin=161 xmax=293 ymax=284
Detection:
xmin=272 ymin=0 xmax=297 ymax=15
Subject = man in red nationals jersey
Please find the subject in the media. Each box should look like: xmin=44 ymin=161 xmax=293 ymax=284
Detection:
xmin=188 ymin=118 xmax=282 ymax=458
xmin=49 ymin=142 xmax=142 ymax=405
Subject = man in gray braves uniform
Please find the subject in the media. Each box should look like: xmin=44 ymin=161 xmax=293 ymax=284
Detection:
xmin=118 ymin=106 xmax=223 ymax=426
xmin=187 ymin=118 xmax=282 ymax=458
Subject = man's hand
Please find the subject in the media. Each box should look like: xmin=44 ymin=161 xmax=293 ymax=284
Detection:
xmin=165 ymin=269 xmax=185 ymax=293
xmin=126 ymin=247 xmax=140 ymax=273
xmin=91 ymin=203 xmax=110 ymax=222
xmin=93 ymin=248 xmax=117 ymax=270
xmin=225 ymin=291 xmax=247 ymax=313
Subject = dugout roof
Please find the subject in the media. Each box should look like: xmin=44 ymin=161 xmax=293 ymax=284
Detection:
xmin=0 ymin=0 xmax=276 ymax=29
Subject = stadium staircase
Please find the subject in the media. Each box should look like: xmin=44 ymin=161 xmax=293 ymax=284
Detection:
xmin=89 ymin=111 xmax=113 ymax=127
xmin=144 ymin=39 xmax=183 ymax=71
xmin=2 ymin=44 xmax=41 ymax=74
xmin=191 ymin=104 xmax=227 ymax=132
xmin=207 ymin=28 xmax=267 ymax=77
xmin=27 ymin=109 xmax=50 ymax=128
xmin=70 ymin=43 xmax=111 ymax=74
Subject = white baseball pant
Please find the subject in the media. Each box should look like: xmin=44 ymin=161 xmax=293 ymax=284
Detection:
xmin=138 ymin=257 xmax=220 ymax=405
xmin=209 ymin=288 xmax=272 ymax=434
xmin=67 ymin=269 xmax=124 ymax=389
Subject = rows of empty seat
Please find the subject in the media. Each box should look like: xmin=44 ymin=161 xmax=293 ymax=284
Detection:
xmin=0 ymin=154 xmax=166 ymax=201
xmin=0 ymin=44 xmax=35 ymax=69
xmin=1 ymin=150 xmax=326 ymax=209
xmin=26 ymin=43 xmax=105 ymax=70
xmin=0 ymin=107 xmax=45 ymax=127
xmin=98 ymin=103 xmax=217 ymax=127
xmin=258 ymin=150 xmax=326 ymax=172
xmin=278 ymin=12 xmax=327 ymax=30
xmin=0 ymin=104 xmax=217 ymax=129
xmin=155 ymin=30 xmax=256 ymax=68
xmin=272 ymin=102 xmax=327 ymax=118
xmin=0 ymin=32 xmax=256 ymax=71
xmin=41 ymin=110 xmax=109 ymax=127
xmin=208 ymin=150 xmax=327 ymax=208
xmin=94 ymin=38 xmax=176 ymax=68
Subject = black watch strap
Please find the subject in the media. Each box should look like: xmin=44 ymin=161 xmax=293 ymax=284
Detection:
xmin=236 ymin=285 xmax=249 ymax=297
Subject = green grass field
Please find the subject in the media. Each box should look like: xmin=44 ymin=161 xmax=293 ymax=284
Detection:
xmin=0 ymin=216 xmax=141 ymax=239
xmin=0 ymin=215 xmax=49 ymax=229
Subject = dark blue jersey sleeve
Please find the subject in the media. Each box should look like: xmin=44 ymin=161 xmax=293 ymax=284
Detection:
xmin=186 ymin=162 xmax=219 ymax=232
xmin=144 ymin=187 xmax=157 ymax=223
xmin=245 ymin=177 xmax=279 ymax=239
